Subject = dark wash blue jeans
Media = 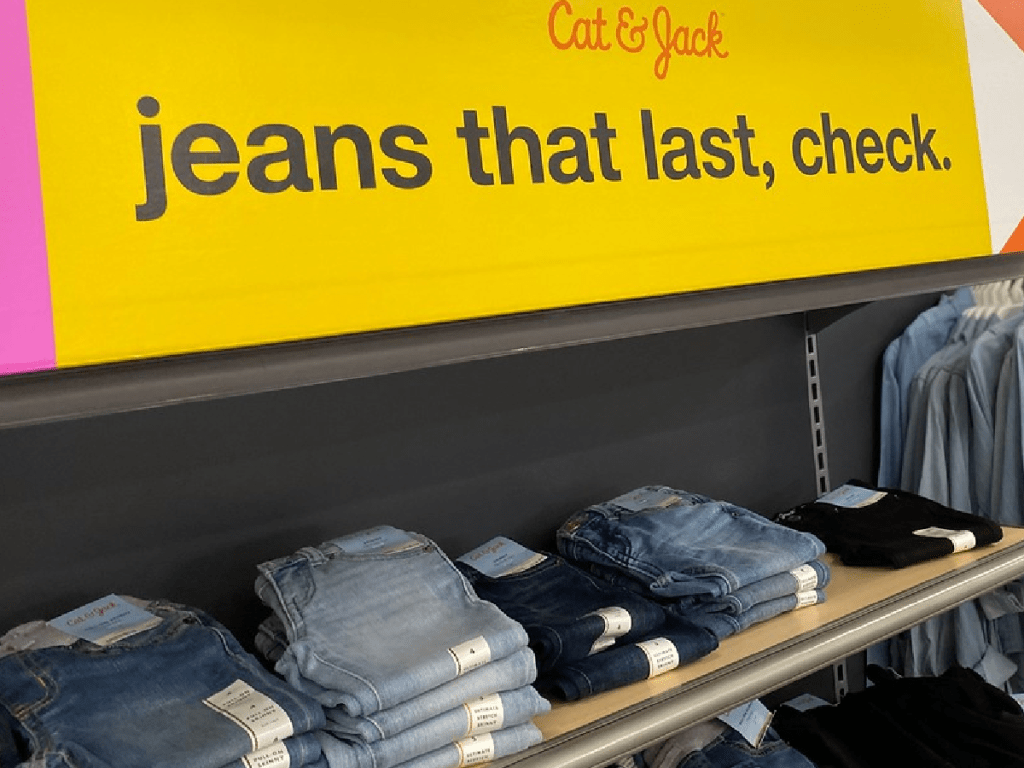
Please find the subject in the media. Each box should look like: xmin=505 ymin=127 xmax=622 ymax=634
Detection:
xmin=0 ymin=600 xmax=326 ymax=768
xmin=558 ymin=486 xmax=826 ymax=599
xmin=457 ymin=553 xmax=668 ymax=672
xmin=537 ymin=615 xmax=718 ymax=701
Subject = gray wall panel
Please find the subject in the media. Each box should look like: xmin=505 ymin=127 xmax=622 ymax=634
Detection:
xmin=0 ymin=314 xmax=819 ymax=642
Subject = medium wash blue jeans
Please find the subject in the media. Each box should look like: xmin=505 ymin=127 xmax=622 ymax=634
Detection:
xmin=682 ymin=589 xmax=827 ymax=640
xmin=678 ymin=727 xmax=818 ymax=768
xmin=318 ymin=686 xmax=549 ymax=768
xmin=0 ymin=599 xmax=326 ymax=768
xmin=457 ymin=553 xmax=668 ymax=672
xmin=255 ymin=527 xmax=529 ymax=716
xmin=558 ymin=487 xmax=826 ymax=599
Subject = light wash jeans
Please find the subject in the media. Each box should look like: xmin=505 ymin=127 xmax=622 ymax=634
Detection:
xmin=256 ymin=527 xmax=528 ymax=716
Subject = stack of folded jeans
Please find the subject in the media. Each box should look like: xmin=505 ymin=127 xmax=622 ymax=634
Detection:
xmin=254 ymin=526 xmax=549 ymax=768
xmin=635 ymin=720 xmax=818 ymax=768
xmin=556 ymin=486 xmax=830 ymax=640
xmin=455 ymin=536 xmax=718 ymax=701
xmin=0 ymin=597 xmax=328 ymax=768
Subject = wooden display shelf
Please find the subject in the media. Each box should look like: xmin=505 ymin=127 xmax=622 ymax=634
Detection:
xmin=496 ymin=526 xmax=1024 ymax=768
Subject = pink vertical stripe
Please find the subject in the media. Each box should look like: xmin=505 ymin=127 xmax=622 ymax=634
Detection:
xmin=0 ymin=0 xmax=55 ymax=375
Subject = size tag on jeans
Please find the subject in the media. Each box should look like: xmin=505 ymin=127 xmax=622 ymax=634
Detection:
xmin=242 ymin=743 xmax=290 ymax=768
xmin=587 ymin=606 xmax=633 ymax=655
xmin=464 ymin=694 xmax=505 ymax=735
xmin=333 ymin=526 xmax=421 ymax=555
xmin=456 ymin=733 xmax=495 ymax=766
xmin=204 ymin=681 xmax=294 ymax=751
xmin=717 ymin=699 xmax=773 ymax=748
xmin=817 ymin=484 xmax=887 ymax=508
xmin=457 ymin=537 xmax=547 ymax=578
xmin=47 ymin=595 xmax=162 ymax=647
xmin=795 ymin=590 xmax=820 ymax=608
xmin=913 ymin=527 xmax=977 ymax=553
xmin=637 ymin=637 xmax=680 ymax=678
xmin=610 ymin=487 xmax=683 ymax=512
xmin=789 ymin=564 xmax=819 ymax=592
xmin=449 ymin=636 xmax=492 ymax=676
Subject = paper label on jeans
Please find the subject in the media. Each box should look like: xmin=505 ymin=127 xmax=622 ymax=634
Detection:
xmin=795 ymin=590 xmax=819 ymax=608
xmin=456 ymin=733 xmax=495 ymax=767
xmin=717 ymin=699 xmax=773 ymax=748
xmin=587 ymin=606 xmax=633 ymax=655
xmin=333 ymin=526 xmax=421 ymax=555
xmin=610 ymin=487 xmax=682 ymax=512
xmin=783 ymin=693 xmax=831 ymax=712
xmin=242 ymin=743 xmax=290 ymax=768
xmin=47 ymin=595 xmax=162 ymax=646
xmin=457 ymin=537 xmax=547 ymax=577
xmin=912 ymin=527 xmax=977 ymax=553
xmin=204 ymin=680 xmax=294 ymax=751
xmin=637 ymin=637 xmax=680 ymax=678
xmin=1013 ymin=693 xmax=1024 ymax=712
xmin=449 ymin=636 xmax=492 ymax=676
xmin=789 ymin=564 xmax=819 ymax=592
xmin=816 ymin=484 xmax=887 ymax=508
xmin=464 ymin=693 xmax=505 ymax=735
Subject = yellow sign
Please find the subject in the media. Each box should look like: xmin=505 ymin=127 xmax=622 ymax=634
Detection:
xmin=21 ymin=0 xmax=988 ymax=368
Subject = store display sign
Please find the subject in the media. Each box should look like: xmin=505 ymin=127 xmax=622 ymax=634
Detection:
xmin=1 ymin=0 xmax=1022 ymax=375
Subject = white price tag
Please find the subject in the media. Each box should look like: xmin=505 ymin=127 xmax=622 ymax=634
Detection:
xmin=795 ymin=590 xmax=819 ymax=608
xmin=242 ymin=743 xmax=291 ymax=768
xmin=464 ymin=694 xmax=505 ymax=735
xmin=789 ymin=564 xmax=819 ymax=592
xmin=204 ymin=681 xmax=294 ymax=751
xmin=817 ymin=484 xmax=887 ymax=508
xmin=457 ymin=537 xmax=547 ymax=577
xmin=913 ymin=527 xmax=976 ymax=553
xmin=456 ymin=733 xmax=496 ymax=767
xmin=717 ymin=700 xmax=773 ymax=748
xmin=637 ymin=637 xmax=680 ymax=678
xmin=588 ymin=606 xmax=633 ymax=655
xmin=449 ymin=636 xmax=492 ymax=676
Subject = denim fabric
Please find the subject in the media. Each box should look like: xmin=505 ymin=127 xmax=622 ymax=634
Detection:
xmin=878 ymin=287 xmax=973 ymax=488
xmin=992 ymin=324 xmax=1024 ymax=527
xmin=682 ymin=590 xmax=827 ymax=640
xmin=255 ymin=527 xmax=529 ymax=716
xmin=536 ymin=617 xmax=717 ymax=701
xmin=773 ymin=664 xmax=1024 ymax=768
xmin=324 ymin=647 xmax=537 ymax=743
xmin=557 ymin=487 xmax=825 ymax=600
xmin=677 ymin=727 xmax=818 ymax=768
xmin=778 ymin=482 xmax=1003 ymax=568
xmin=318 ymin=687 xmax=549 ymax=768
xmin=457 ymin=552 xmax=667 ymax=672
xmin=679 ymin=561 xmax=830 ymax=616
xmin=317 ymin=723 xmax=543 ymax=768
xmin=0 ymin=599 xmax=326 ymax=768
xmin=256 ymin=613 xmax=289 ymax=664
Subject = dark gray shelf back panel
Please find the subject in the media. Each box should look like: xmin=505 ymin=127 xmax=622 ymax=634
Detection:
xmin=2 ymin=253 xmax=1021 ymax=430
xmin=0 ymin=315 xmax=819 ymax=640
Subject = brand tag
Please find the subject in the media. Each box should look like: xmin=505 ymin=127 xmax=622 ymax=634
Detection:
xmin=456 ymin=733 xmax=495 ymax=767
xmin=587 ymin=606 xmax=633 ymax=655
xmin=610 ymin=487 xmax=682 ymax=512
xmin=637 ymin=637 xmax=680 ymax=678
xmin=449 ymin=636 xmax=492 ymax=676
xmin=333 ymin=526 xmax=421 ymax=555
xmin=783 ymin=693 xmax=831 ymax=712
xmin=457 ymin=537 xmax=547 ymax=578
xmin=464 ymin=693 xmax=505 ymax=735
xmin=717 ymin=700 xmax=773 ymax=748
xmin=204 ymin=680 xmax=294 ymax=751
xmin=913 ymin=527 xmax=976 ymax=553
xmin=789 ymin=564 xmax=819 ymax=592
xmin=242 ymin=743 xmax=291 ymax=768
xmin=47 ymin=595 xmax=161 ymax=647
xmin=795 ymin=590 xmax=819 ymax=608
xmin=816 ymin=484 xmax=887 ymax=508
